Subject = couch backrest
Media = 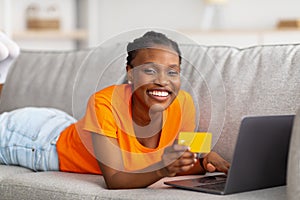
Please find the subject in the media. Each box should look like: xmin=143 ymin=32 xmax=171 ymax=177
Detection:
xmin=180 ymin=44 xmax=300 ymax=161
xmin=1 ymin=43 xmax=300 ymax=162
xmin=0 ymin=44 xmax=128 ymax=119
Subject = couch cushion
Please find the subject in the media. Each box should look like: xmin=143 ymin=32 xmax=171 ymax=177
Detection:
xmin=0 ymin=49 xmax=92 ymax=119
xmin=180 ymin=44 xmax=300 ymax=161
xmin=0 ymin=171 xmax=287 ymax=200
xmin=0 ymin=172 xmax=106 ymax=200
xmin=0 ymin=165 xmax=32 ymax=180
xmin=0 ymin=45 xmax=128 ymax=120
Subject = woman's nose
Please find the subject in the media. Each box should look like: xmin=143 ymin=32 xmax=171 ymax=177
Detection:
xmin=154 ymin=71 xmax=168 ymax=85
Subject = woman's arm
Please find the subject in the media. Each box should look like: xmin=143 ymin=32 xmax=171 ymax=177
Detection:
xmin=92 ymin=132 xmax=197 ymax=189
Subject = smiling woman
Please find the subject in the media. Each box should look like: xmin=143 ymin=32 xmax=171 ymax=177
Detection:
xmin=0 ymin=30 xmax=230 ymax=189
xmin=128 ymin=49 xmax=181 ymax=113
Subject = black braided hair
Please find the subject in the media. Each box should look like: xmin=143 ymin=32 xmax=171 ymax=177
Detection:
xmin=126 ymin=31 xmax=181 ymax=66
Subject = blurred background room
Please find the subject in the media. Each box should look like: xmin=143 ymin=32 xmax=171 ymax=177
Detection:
xmin=1 ymin=0 xmax=300 ymax=51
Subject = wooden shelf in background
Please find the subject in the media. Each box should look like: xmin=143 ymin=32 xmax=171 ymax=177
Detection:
xmin=12 ymin=30 xmax=88 ymax=40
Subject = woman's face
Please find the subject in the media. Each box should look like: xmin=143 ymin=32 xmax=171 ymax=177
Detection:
xmin=127 ymin=46 xmax=181 ymax=112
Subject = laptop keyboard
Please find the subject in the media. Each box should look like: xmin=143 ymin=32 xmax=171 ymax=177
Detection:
xmin=196 ymin=182 xmax=226 ymax=190
xmin=193 ymin=175 xmax=227 ymax=186
xmin=164 ymin=174 xmax=227 ymax=194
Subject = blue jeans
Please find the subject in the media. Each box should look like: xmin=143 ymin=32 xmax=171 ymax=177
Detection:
xmin=0 ymin=107 xmax=76 ymax=171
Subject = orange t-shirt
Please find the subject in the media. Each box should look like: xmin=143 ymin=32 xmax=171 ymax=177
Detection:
xmin=56 ymin=84 xmax=196 ymax=174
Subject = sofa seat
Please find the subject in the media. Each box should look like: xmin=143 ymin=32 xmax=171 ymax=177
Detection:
xmin=0 ymin=169 xmax=287 ymax=200
xmin=0 ymin=165 xmax=32 ymax=181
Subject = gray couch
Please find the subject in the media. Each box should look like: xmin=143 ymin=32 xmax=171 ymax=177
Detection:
xmin=0 ymin=41 xmax=300 ymax=199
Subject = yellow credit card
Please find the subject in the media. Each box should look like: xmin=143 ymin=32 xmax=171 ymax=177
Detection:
xmin=178 ymin=132 xmax=212 ymax=153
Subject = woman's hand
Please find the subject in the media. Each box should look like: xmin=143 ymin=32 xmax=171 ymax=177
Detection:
xmin=158 ymin=144 xmax=198 ymax=177
xmin=200 ymin=151 xmax=230 ymax=174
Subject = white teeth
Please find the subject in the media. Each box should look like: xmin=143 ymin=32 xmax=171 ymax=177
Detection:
xmin=149 ymin=90 xmax=169 ymax=97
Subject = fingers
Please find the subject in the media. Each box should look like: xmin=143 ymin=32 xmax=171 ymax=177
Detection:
xmin=206 ymin=161 xmax=229 ymax=173
xmin=163 ymin=144 xmax=190 ymax=163
xmin=206 ymin=163 xmax=216 ymax=172
xmin=202 ymin=151 xmax=231 ymax=174
xmin=162 ymin=144 xmax=197 ymax=177
xmin=163 ymin=147 xmax=196 ymax=166
xmin=163 ymin=158 xmax=196 ymax=177
xmin=216 ymin=160 xmax=231 ymax=173
xmin=166 ymin=144 xmax=189 ymax=152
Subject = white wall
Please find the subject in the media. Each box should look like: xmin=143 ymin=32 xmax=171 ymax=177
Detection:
xmin=223 ymin=0 xmax=300 ymax=29
xmin=88 ymin=0 xmax=300 ymax=46
xmin=87 ymin=0 xmax=204 ymax=46
xmin=1 ymin=0 xmax=300 ymax=49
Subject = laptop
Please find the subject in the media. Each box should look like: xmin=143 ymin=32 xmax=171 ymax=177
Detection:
xmin=164 ymin=115 xmax=295 ymax=195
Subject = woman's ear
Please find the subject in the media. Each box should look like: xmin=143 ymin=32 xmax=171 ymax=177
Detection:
xmin=126 ymin=65 xmax=133 ymax=84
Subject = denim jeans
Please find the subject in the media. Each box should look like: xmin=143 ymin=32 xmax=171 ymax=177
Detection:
xmin=0 ymin=107 xmax=76 ymax=171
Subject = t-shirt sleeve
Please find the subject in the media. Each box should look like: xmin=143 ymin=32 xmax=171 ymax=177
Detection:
xmin=81 ymin=92 xmax=118 ymax=138
xmin=180 ymin=91 xmax=196 ymax=132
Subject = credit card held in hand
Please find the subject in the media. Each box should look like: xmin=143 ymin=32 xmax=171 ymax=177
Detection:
xmin=178 ymin=132 xmax=212 ymax=153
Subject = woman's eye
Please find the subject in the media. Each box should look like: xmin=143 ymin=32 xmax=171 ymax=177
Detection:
xmin=168 ymin=70 xmax=179 ymax=76
xmin=143 ymin=68 xmax=156 ymax=75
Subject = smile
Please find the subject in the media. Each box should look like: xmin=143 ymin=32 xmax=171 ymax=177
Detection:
xmin=148 ymin=90 xmax=170 ymax=97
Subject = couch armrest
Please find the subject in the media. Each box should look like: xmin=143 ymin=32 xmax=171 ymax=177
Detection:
xmin=287 ymin=107 xmax=300 ymax=200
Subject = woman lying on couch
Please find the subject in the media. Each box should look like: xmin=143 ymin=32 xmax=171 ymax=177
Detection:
xmin=0 ymin=31 xmax=230 ymax=189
